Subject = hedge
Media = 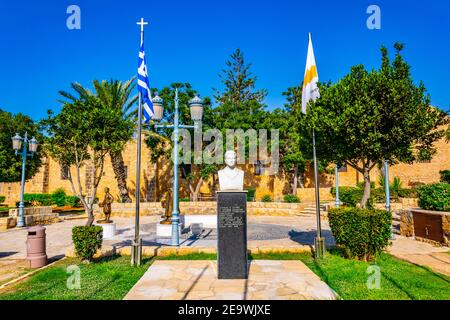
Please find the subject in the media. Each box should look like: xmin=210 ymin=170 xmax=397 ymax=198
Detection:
xmin=328 ymin=207 xmax=392 ymax=261
xmin=19 ymin=190 xmax=81 ymax=208
xmin=72 ymin=226 xmax=103 ymax=261
xmin=440 ymin=170 xmax=450 ymax=184
xmin=418 ymin=183 xmax=450 ymax=212
xmin=0 ymin=196 xmax=5 ymax=204
xmin=283 ymin=194 xmax=301 ymax=203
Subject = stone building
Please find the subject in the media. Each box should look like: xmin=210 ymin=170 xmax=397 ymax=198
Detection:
xmin=0 ymin=128 xmax=449 ymax=206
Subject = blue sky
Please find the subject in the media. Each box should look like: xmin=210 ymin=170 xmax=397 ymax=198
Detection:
xmin=0 ymin=0 xmax=449 ymax=120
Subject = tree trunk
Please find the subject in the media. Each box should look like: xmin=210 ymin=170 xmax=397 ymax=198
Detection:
xmin=86 ymin=208 xmax=94 ymax=226
xmin=292 ymin=166 xmax=299 ymax=195
xmin=360 ymin=163 xmax=372 ymax=208
xmin=110 ymin=151 xmax=132 ymax=203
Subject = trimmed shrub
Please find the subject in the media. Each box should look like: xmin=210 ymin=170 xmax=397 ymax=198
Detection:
xmin=180 ymin=198 xmax=190 ymax=202
xmin=15 ymin=201 xmax=32 ymax=208
xmin=397 ymin=188 xmax=418 ymax=199
xmin=418 ymin=183 xmax=450 ymax=212
xmin=247 ymin=188 xmax=256 ymax=202
xmin=261 ymin=194 xmax=273 ymax=203
xmin=51 ymin=188 xmax=67 ymax=207
xmin=23 ymin=193 xmax=53 ymax=206
xmin=72 ymin=226 xmax=103 ymax=261
xmin=0 ymin=196 xmax=5 ymax=204
xmin=65 ymin=196 xmax=82 ymax=207
xmin=440 ymin=170 xmax=450 ymax=183
xmin=331 ymin=187 xmax=374 ymax=208
xmin=328 ymin=207 xmax=392 ymax=261
xmin=283 ymin=194 xmax=300 ymax=203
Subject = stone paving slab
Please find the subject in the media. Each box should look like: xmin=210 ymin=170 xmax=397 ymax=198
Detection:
xmin=124 ymin=260 xmax=337 ymax=300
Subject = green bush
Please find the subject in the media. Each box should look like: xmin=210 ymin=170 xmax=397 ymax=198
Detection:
xmin=331 ymin=187 xmax=374 ymax=208
xmin=247 ymin=187 xmax=256 ymax=201
xmin=65 ymin=196 xmax=82 ymax=207
xmin=15 ymin=201 xmax=32 ymax=208
xmin=328 ymin=207 xmax=392 ymax=261
xmin=261 ymin=194 xmax=273 ymax=203
xmin=51 ymin=188 xmax=67 ymax=207
xmin=397 ymin=188 xmax=418 ymax=198
xmin=440 ymin=170 xmax=450 ymax=183
xmin=180 ymin=198 xmax=190 ymax=202
xmin=72 ymin=226 xmax=103 ymax=261
xmin=23 ymin=193 xmax=53 ymax=206
xmin=283 ymin=194 xmax=301 ymax=203
xmin=418 ymin=183 xmax=450 ymax=212
xmin=0 ymin=196 xmax=5 ymax=204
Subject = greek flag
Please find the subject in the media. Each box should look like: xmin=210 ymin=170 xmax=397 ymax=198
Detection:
xmin=137 ymin=39 xmax=154 ymax=123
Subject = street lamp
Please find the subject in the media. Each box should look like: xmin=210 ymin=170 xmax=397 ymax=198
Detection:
xmin=154 ymin=88 xmax=203 ymax=246
xmin=11 ymin=132 xmax=38 ymax=228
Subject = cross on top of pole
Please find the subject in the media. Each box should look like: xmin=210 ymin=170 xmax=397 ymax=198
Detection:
xmin=136 ymin=18 xmax=148 ymax=32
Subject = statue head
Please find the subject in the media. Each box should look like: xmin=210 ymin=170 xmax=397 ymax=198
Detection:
xmin=224 ymin=150 xmax=237 ymax=169
xmin=104 ymin=187 xmax=110 ymax=193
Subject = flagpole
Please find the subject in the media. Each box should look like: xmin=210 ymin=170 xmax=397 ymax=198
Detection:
xmin=312 ymin=129 xmax=325 ymax=258
xmin=132 ymin=18 xmax=148 ymax=266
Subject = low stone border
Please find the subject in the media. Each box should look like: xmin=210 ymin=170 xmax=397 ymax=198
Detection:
xmin=65 ymin=245 xmax=311 ymax=259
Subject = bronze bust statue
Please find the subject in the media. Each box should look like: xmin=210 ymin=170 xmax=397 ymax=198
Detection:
xmin=99 ymin=187 xmax=114 ymax=223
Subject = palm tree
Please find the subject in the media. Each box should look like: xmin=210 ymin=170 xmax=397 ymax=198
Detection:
xmin=59 ymin=78 xmax=138 ymax=203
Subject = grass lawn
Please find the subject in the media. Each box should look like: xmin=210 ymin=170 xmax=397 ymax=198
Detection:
xmin=0 ymin=256 xmax=153 ymax=300
xmin=300 ymin=250 xmax=450 ymax=300
xmin=0 ymin=251 xmax=449 ymax=300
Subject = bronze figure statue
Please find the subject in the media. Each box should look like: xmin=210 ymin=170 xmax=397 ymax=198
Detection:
xmin=160 ymin=188 xmax=173 ymax=225
xmin=98 ymin=187 xmax=114 ymax=223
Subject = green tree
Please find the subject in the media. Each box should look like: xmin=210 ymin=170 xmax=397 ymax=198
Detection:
xmin=146 ymin=83 xmax=217 ymax=201
xmin=212 ymin=48 xmax=269 ymax=173
xmin=311 ymin=43 xmax=449 ymax=208
xmin=277 ymin=86 xmax=310 ymax=193
xmin=0 ymin=109 xmax=43 ymax=183
xmin=59 ymin=79 xmax=138 ymax=203
xmin=43 ymin=85 xmax=134 ymax=226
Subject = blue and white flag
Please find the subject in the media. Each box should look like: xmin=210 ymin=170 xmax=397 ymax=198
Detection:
xmin=137 ymin=39 xmax=154 ymax=123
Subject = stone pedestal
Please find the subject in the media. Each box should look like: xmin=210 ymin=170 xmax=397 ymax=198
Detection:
xmin=156 ymin=216 xmax=185 ymax=238
xmin=217 ymin=191 xmax=248 ymax=279
xmin=95 ymin=222 xmax=116 ymax=239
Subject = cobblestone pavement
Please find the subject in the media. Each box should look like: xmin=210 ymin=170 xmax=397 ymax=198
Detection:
xmin=124 ymin=260 xmax=338 ymax=300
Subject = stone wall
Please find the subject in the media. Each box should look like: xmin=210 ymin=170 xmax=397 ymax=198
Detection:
xmin=94 ymin=201 xmax=307 ymax=218
xmin=1 ymin=125 xmax=448 ymax=206
xmin=4 ymin=206 xmax=59 ymax=229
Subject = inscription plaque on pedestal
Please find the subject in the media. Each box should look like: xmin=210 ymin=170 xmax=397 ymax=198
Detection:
xmin=217 ymin=191 xmax=248 ymax=279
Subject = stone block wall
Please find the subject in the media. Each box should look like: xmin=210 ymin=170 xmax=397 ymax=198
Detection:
xmin=94 ymin=201 xmax=306 ymax=217
xmin=9 ymin=206 xmax=53 ymax=217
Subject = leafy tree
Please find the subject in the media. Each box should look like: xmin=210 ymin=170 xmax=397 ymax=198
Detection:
xmin=214 ymin=48 xmax=267 ymax=106
xmin=43 ymin=86 xmax=134 ymax=226
xmin=146 ymin=83 xmax=217 ymax=201
xmin=212 ymin=48 xmax=269 ymax=171
xmin=277 ymin=86 xmax=309 ymax=193
xmin=310 ymin=43 xmax=449 ymax=208
xmin=59 ymin=79 xmax=137 ymax=203
xmin=0 ymin=109 xmax=43 ymax=183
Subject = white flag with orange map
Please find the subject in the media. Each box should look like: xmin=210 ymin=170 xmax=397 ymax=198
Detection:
xmin=301 ymin=33 xmax=320 ymax=114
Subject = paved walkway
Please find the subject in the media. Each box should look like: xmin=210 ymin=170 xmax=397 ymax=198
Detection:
xmin=388 ymin=236 xmax=450 ymax=276
xmin=124 ymin=260 xmax=337 ymax=300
